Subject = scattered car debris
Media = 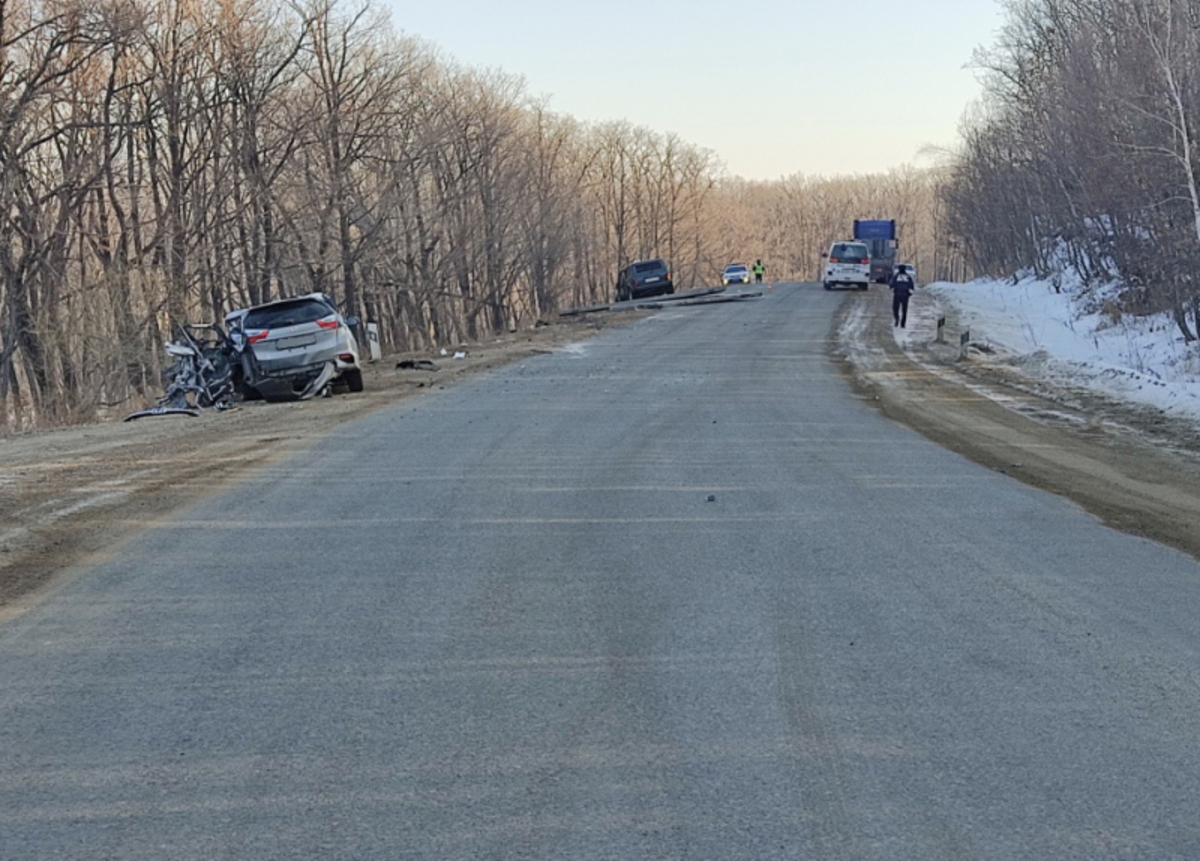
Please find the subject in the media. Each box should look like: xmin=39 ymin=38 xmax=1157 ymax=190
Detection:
xmin=124 ymin=406 xmax=200 ymax=421
xmin=124 ymin=324 xmax=237 ymax=421
xmin=397 ymin=359 xmax=440 ymax=371
xmin=453 ymin=351 xmax=467 ymax=359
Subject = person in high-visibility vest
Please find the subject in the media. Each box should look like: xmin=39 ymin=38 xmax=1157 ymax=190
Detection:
xmin=753 ymin=260 xmax=765 ymax=283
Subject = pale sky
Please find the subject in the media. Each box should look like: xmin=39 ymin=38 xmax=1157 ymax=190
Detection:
xmin=382 ymin=0 xmax=1005 ymax=180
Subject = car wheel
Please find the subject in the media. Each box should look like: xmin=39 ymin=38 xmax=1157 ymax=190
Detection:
xmin=343 ymin=368 xmax=364 ymax=393
xmin=859 ymin=283 xmax=868 ymax=291
xmin=823 ymin=282 xmax=832 ymax=291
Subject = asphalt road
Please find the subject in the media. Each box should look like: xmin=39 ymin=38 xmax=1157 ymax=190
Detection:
xmin=3 ymin=283 xmax=1200 ymax=859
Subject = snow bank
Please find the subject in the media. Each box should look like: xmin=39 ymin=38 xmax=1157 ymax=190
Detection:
xmin=924 ymin=274 xmax=1200 ymax=421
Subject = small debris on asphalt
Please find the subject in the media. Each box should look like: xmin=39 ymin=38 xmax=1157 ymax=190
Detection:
xmin=707 ymin=494 xmax=717 ymax=502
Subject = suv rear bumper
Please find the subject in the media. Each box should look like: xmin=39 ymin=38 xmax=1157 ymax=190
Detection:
xmin=255 ymin=344 xmax=359 ymax=376
xmin=630 ymin=281 xmax=673 ymax=299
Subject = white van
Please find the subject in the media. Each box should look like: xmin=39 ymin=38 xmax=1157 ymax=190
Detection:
xmin=823 ymin=241 xmax=871 ymax=290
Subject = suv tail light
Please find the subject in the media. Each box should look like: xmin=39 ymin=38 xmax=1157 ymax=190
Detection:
xmin=248 ymin=330 xmax=269 ymax=344
xmin=861 ymin=258 xmax=870 ymax=264
xmin=316 ymin=318 xmax=339 ymax=330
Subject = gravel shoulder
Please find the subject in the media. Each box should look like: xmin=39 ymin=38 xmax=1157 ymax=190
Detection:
xmin=0 ymin=316 xmax=625 ymax=620
xmin=838 ymin=284 xmax=1200 ymax=562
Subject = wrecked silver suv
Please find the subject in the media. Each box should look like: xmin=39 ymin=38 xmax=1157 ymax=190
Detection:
xmin=226 ymin=293 xmax=363 ymax=401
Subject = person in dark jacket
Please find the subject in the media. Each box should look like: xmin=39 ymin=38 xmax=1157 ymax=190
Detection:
xmin=889 ymin=264 xmax=915 ymax=328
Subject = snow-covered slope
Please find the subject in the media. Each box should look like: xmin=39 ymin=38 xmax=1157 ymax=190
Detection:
xmin=918 ymin=275 xmax=1200 ymax=421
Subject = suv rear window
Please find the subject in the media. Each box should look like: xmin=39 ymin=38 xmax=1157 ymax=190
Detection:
xmin=832 ymin=244 xmax=869 ymax=262
xmin=244 ymin=299 xmax=333 ymax=330
xmin=634 ymin=260 xmax=665 ymax=274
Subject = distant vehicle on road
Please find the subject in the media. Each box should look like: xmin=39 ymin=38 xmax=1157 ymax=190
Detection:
xmin=853 ymin=219 xmax=898 ymax=283
xmin=616 ymin=259 xmax=674 ymax=302
xmin=226 ymin=293 xmax=363 ymax=400
xmin=823 ymin=241 xmax=871 ymax=291
xmin=722 ymin=263 xmax=750 ymax=285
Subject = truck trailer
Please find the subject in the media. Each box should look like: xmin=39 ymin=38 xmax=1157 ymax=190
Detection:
xmin=853 ymin=219 xmax=898 ymax=283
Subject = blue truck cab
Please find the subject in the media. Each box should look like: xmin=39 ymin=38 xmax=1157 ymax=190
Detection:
xmin=853 ymin=219 xmax=898 ymax=283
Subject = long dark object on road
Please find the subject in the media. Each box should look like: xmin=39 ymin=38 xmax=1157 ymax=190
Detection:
xmin=559 ymin=286 xmax=728 ymax=317
xmin=636 ymin=291 xmax=762 ymax=310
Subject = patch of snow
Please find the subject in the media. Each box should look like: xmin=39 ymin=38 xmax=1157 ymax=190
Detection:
xmin=926 ymin=275 xmax=1200 ymax=421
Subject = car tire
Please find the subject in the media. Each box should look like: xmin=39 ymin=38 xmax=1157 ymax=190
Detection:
xmin=343 ymin=368 xmax=364 ymax=393
xmin=823 ymin=282 xmax=832 ymax=291
xmin=859 ymin=283 xmax=868 ymax=291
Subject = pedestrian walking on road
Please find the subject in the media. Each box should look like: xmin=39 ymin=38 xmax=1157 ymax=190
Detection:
xmin=889 ymin=264 xmax=915 ymax=328
xmin=753 ymin=260 xmax=765 ymax=283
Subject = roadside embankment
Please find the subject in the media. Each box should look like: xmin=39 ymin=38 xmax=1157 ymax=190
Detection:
xmin=837 ymin=286 xmax=1200 ymax=563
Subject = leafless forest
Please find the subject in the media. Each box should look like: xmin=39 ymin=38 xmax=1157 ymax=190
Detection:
xmin=1 ymin=0 xmax=959 ymax=430
xmin=946 ymin=0 xmax=1200 ymax=341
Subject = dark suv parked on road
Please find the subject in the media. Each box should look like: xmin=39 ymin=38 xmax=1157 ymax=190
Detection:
xmin=616 ymin=258 xmax=674 ymax=302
